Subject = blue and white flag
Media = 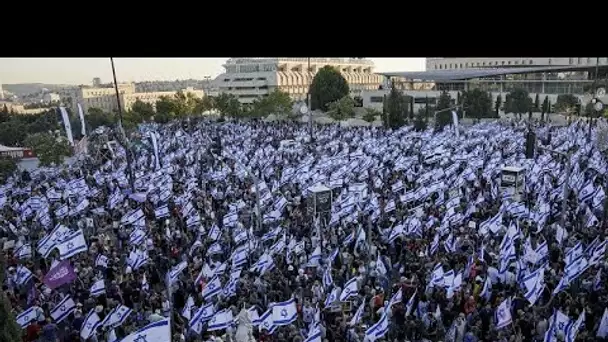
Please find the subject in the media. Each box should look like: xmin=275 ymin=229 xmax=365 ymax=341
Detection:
xmin=258 ymin=307 xmax=277 ymax=334
xmin=154 ymin=205 xmax=170 ymax=219
xmin=565 ymin=310 xmax=585 ymax=342
xmin=167 ymin=261 xmax=188 ymax=286
xmin=597 ymin=308 xmax=608 ymax=338
xmin=14 ymin=265 xmax=34 ymax=286
xmin=80 ymin=309 xmax=101 ymax=340
xmin=56 ymin=229 xmax=88 ymax=260
xmin=495 ymin=297 xmax=512 ymax=329
xmin=207 ymin=309 xmax=234 ymax=331
xmin=323 ymin=265 xmax=333 ymax=289
xmin=389 ymin=288 xmax=402 ymax=308
xmin=272 ymin=298 xmax=298 ymax=326
xmin=349 ymin=300 xmax=365 ymax=326
xmin=324 ymin=287 xmax=340 ymax=307
xmin=189 ymin=302 xmax=215 ymax=328
xmin=121 ymin=318 xmax=171 ymax=342
xmin=202 ymin=276 xmax=222 ymax=300
xmin=90 ymin=279 xmax=106 ymax=297
xmin=181 ymin=296 xmax=195 ymax=321
xmin=339 ymin=277 xmax=358 ymax=301
xmin=50 ymin=295 xmax=76 ymax=323
xmin=304 ymin=324 xmax=322 ymax=342
xmin=101 ymin=305 xmax=132 ymax=328
xmin=95 ymin=254 xmax=109 ymax=268
xmin=16 ymin=306 xmax=41 ymax=329
xmin=365 ymin=309 xmax=390 ymax=340
xmin=37 ymin=224 xmax=71 ymax=258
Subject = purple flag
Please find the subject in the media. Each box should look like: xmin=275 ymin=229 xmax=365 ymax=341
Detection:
xmin=43 ymin=260 xmax=77 ymax=289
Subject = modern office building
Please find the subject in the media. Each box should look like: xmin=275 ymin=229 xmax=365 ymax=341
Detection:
xmin=60 ymin=83 xmax=205 ymax=114
xmin=215 ymin=58 xmax=383 ymax=104
xmin=362 ymin=58 xmax=608 ymax=112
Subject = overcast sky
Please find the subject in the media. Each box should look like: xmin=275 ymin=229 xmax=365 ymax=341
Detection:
xmin=0 ymin=58 xmax=426 ymax=85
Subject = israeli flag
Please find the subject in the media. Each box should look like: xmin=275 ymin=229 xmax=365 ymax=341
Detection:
xmin=304 ymin=324 xmax=322 ymax=342
xmin=90 ymin=279 xmax=106 ymax=297
xmin=322 ymin=266 xmax=333 ymax=289
xmin=365 ymin=309 xmax=390 ymax=340
xmin=202 ymin=276 xmax=222 ymax=300
xmin=597 ymin=308 xmax=608 ymax=338
xmin=376 ymin=254 xmax=388 ymax=276
xmin=15 ymin=243 xmax=32 ymax=260
xmin=207 ymin=309 xmax=234 ymax=331
xmin=154 ymin=205 xmax=170 ymax=219
xmin=389 ymin=288 xmax=402 ymax=308
xmin=101 ymin=305 xmax=132 ymax=328
xmin=248 ymin=306 xmax=260 ymax=326
xmin=495 ymin=297 xmax=512 ymax=329
xmin=56 ymin=229 xmax=88 ymax=260
xmin=15 ymin=265 xmax=34 ymax=286
xmin=181 ymin=296 xmax=195 ymax=321
xmin=189 ymin=302 xmax=215 ymax=328
xmin=95 ymin=254 xmax=109 ymax=268
xmin=16 ymin=306 xmax=41 ymax=328
xmin=80 ymin=310 xmax=101 ymax=340
xmin=258 ymin=307 xmax=277 ymax=333
xmin=167 ymin=261 xmax=188 ymax=286
xmin=272 ymin=298 xmax=298 ymax=326
xmin=37 ymin=224 xmax=71 ymax=258
xmin=339 ymin=277 xmax=358 ymax=301
xmin=349 ymin=300 xmax=365 ymax=326
xmin=120 ymin=318 xmax=171 ymax=342
xmin=129 ymin=229 xmax=147 ymax=246
xmin=566 ymin=310 xmax=585 ymax=342
xmin=324 ymin=287 xmax=340 ymax=307
xmin=50 ymin=295 xmax=76 ymax=323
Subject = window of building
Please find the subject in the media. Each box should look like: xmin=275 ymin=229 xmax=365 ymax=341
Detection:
xmin=514 ymin=61 xmax=519 ymax=65
xmin=588 ymin=57 xmax=593 ymax=64
xmin=508 ymin=61 xmax=512 ymax=65
xmin=370 ymin=96 xmax=384 ymax=103
xmin=465 ymin=63 xmax=469 ymax=68
xmin=449 ymin=63 xmax=453 ymax=68
xmin=529 ymin=60 xmax=533 ymax=65
xmin=569 ymin=58 xmax=574 ymax=64
xmin=224 ymin=79 xmax=230 ymax=82
xmin=578 ymin=58 xmax=583 ymax=64
xmin=459 ymin=63 xmax=463 ymax=68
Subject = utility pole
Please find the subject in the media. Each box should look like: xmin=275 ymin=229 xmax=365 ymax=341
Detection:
xmin=110 ymin=57 xmax=135 ymax=192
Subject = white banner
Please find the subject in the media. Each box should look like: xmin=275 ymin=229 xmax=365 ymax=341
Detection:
xmin=451 ymin=110 xmax=460 ymax=138
xmin=77 ymin=103 xmax=86 ymax=136
xmin=59 ymin=106 xmax=74 ymax=146
xmin=150 ymin=132 xmax=160 ymax=170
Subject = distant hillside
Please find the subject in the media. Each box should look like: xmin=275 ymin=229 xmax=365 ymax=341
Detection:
xmin=3 ymin=83 xmax=71 ymax=96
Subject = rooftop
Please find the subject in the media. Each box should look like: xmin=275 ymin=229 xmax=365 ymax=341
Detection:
xmin=378 ymin=65 xmax=608 ymax=82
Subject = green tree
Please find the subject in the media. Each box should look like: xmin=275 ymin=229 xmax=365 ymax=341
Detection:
xmin=504 ymin=88 xmax=532 ymax=119
xmin=327 ymin=96 xmax=355 ymax=121
xmin=363 ymin=108 xmax=380 ymax=123
xmin=155 ymin=96 xmax=178 ymax=116
xmin=0 ymin=120 xmax=27 ymax=146
xmin=534 ymin=93 xmax=540 ymax=111
xmin=462 ymin=89 xmax=493 ymax=118
xmin=172 ymin=90 xmax=198 ymax=118
xmin=249 ymin=89 xmax=293 ymax=118
xmin=495 ymin=94 xmax=502 ymax=117
xmin=0 ymin=252 xmax=21 ymax=342
xmin=435 ymin=91 xmax=453 ymax=130
xmin=407 ymin=96 xmax=414 ymax=120
xmin=24 ymin=132 xmax=72 ymax=166
xmin=0 ymin=104 xmax=9 ymax=123
xmin=131 ymin=100 xmax=155 ymax=122
xmin=0 ymin=157 xmax=17 ymax=180
xmin=541 ymin=96 xmax=549 ymax=122
xmin=383 ymin=84 xmax=408 ymax=129
xmin=456 ymin=92 xmax=461 ymax=105
xmin=194 ymin=96 xmax=216 ymax=114
xmin=554 ymin=94 xmax=579 ymax=114
xmin=309 ymin=66 xmax=349 ymax=111
xmin=215 ymin=93 xmax=242 ymax=118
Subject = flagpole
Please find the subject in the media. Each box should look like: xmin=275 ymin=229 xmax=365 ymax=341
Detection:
xmin=109 ymin=57 xmax=135 ymax=192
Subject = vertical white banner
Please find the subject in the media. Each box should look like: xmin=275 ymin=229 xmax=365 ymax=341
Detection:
xmin=77 ymin=103 xmax=86 ymax=136
xmin=150 ymin=132 xmax=160 ymax=170
xmin=451 ymin=110 xmax=460 ymax=138
xmin=58 ymin=106 xmax=74 ymax=146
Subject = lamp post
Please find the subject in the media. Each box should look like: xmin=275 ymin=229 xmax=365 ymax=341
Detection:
xmin=307 ymin=57 xmax=313 ymax=141
xmin=109 ymin=57 xmax=135 ymax=192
